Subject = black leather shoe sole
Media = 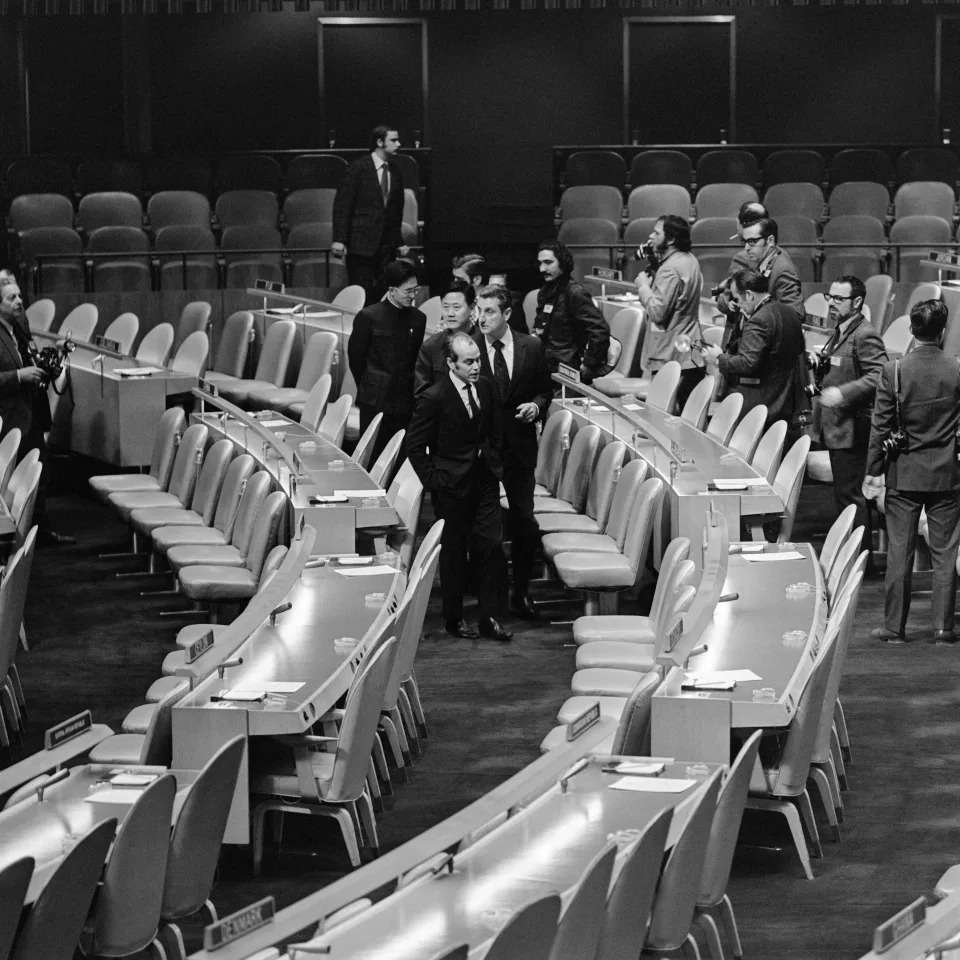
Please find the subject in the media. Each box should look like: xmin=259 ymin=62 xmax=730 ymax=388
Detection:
xmin=478 ymin=618 xmax=513 ymax=642
xmin=510 ymin=595 xmax=540 ymax=621
xmin=934 ymin=630 xmax=958 ymax=645
xmin=445 ymin=620 xmax=480 ymax=640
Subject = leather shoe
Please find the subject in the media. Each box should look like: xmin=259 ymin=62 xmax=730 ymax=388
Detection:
xmin=37 ymin=530 xmax=76 ymax=548
xmin=478 ymin=617 xmax=513 ymax=642
xmin=934 ymin=630 xmax=958 ymax=645
xmin=871 ymin=627 xmax=906 ymax=644
xmin=445 ymin=619 xmax=479 ymax=640
xmin=510 ymin=594 xmax=540 ymax=621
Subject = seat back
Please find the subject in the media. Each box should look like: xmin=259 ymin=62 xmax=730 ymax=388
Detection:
xmin=522 ymin=288 xmax=539 ymax=331
xmin=242 ymin=491 xmax=286 ymax=579
xmin=559 ymin=185 xmax=623 ymax=225
xmin=649 ymin=553 xmax=696 ymax=633
xmin=253 ymin=319 xmax=296 ymax=386
xmin=827 ymin=527 xmax=863 ymax=601
xmin=565 ymin=150 xmax=627 ymax=189
xmin=554 ymin=424 xmax=602 ymax=511
xmin=11 ymin=464 xmax=41 ymax=544
xmin=387 ymin=458 xmax=417 ymax=506
xmin=217 ymin=155 xmax=282 ymax=193
xmin=705 ymin=392 xmax=744 ymax=444
xmin=893 ymin=181 xmax=956 ymax=222
xmin=751 ymin=418 xmax=787 ymax=483
xmin=584 ymin=440 xmax=627 ymax=526
xmin=820 ymin=503 xmax=857 ymax=583
xmin=78 ymin=191 xmax=143 ymax=232
xmin=607 ymin=307 xmax=643 ymax=376
xmin=162 ymin=736 xmax=246 ymax=920
xmin=214 ymin=189 xmax=279 ymax=229
xmin=0 ymin=857 xmax=34 ymax=960
xmin=610 ymin=669 xmax=662 ymax=756
xmin=258 ymin=544 xmax=288 ymax=590
xmin=331 ymin=285 xmax=366 ymax=315
xmin=146 ymin=156 xmax=213 ymax=196
xmin=212 ymin=455 xmax=257 ymax=538
xmin=12 ymin=818 xmax=117 ymax=960
xmin=822 ymin=214 xmax=887 ymax=278
xmin=155 ymin=226 xmax=217 ymax=290
xmin=829 ymin=149 xmax=894 ymax=187
xmin=147 ymin=190 xmax=211 ymax=231
xmin=603 ymin=458 xmax=648 ymax=543
xmin=596 ymin=806 xmax=673 ymax=960
xmin=905 ymin=281 xmax=942 ymax=314
xmin=149 ymin=407 xmax=186 ymax=486
xmin=697 ymin=150 xmax=759 ymax=188
xmin=141 ymin=684 xmax=188 ymax=766
xmin=174 ymin=301 xmax=213 ymax=354
xmin=295 ymin=331 xmax=339 ymax=391
xmin=534 ymin=409 xmax=573 ymax=494
xmin=410 ymin=519 xmax=445 ymax=582
xmin=369 ymin=429 xmax=405 ymax=487
xmin=695 ymin=183 xmax=759 ymax=219
xmin=352 ymin=412 xmax=382 ymax=470
xmin=763 ymin=182 xmax=825 ymax=221
xmin=646 ymin=361 xmax=681 ymax=413
xmin=189 ymin=439 xmax=234 ymax=523
xmin=102 ymin=312 xmax=139 ymax=355
xmin=698 ymin=730 xmax=763 ymax=908
xmin=317 ymin=394 xmax=352 ymax=447
xmin=282 ymin=188 xmax=337 ymax=227
xmin=773 ymin=435 xmax=811 ymax=542
xmin=622 ymin=477 xmax=664 ymax=576
xmin=627 ymin=184 xmax=690 ymax=221
xmin=25 ymin=298 xmax=56 ymax=334
xmin=299 ymin=374 xmax=333 ymax=432
xmin=166 ymin=422 xmax=209 ymax=504
xmin=3 ymin=448 xmax=37 ymax=509
xmin=214 ymin=311 xmax=255 ymax=378
xmin=680 ymin=374 xmax=716 ymax=430
xmin=882 ymin=315 xmax=914 ymax=355
xmin=727 ymin=403 xmax=767 ymax=459
xmin=828 ymin=182 xmax=890 ymax=221
xmin=87 ymin=776 xmax=176 ymax=958
xmin=645 ymin=770 xmax=724 ymax=951
xmin=136 ymin=323 xmax=175 ymax=366
xmin=485 ymin=894 xmax=561 ymax=960
xmin=170 ymin=331 xmax=209 ymax=377
xmin=0 ymin=429 xmax=21 ymax=495
xmin=229 ymin=471 xmax=274 ymax=554
xmin=763 ymin=150 xmax=826 ymax=187
xmin=559 ymin=219 xmax=620 ymax=281
xmin=59 ymin=303 xmax=98 ymax=343
xmin=631 ymin=150 xmax=692 ymax=187
xmin=548 ymin=843 xmax=617 ymax=960
xmin=10 ymin=193 xmax=74 ymax=233
xmin=896 ymin=148 xmax=960 ymax=186
xmin=390 ymin=474 xmax=424 ymax=570
xmin=419 ymin=296 xmax=442 ymax=334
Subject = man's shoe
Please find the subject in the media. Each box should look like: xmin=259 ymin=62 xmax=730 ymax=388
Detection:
xmin=871 ymin=627 xmax=906 ymax=644
xmin=445 ymin=619 xmax=479 ymax=640
xmin=478 ymin=617 xmax=513 ymax=642
xmin=38 ymin=530 xmax=76 ymax=547
xmin=934 ymin=629 xmax=958 ymax=645
xmin=510 ymin=594 xmax=540 ymax=621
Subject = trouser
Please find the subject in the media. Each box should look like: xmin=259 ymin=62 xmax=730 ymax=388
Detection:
xmin=674 ymin=366 xmax=706 ymax=412
xmin=345 ymin=245 xmax=395 ymax=305
xmin=434 ymin=464 xmax=507 ymax=623
xmin=358 ymin=405 xmax=410 ymax=476
xmin=828 ymin=444 xmax=869 ymax=546
xmin=501 ymin=460 xmax=537 ymax=597
xmin=883 ymin=487 xmax=960 ymax=634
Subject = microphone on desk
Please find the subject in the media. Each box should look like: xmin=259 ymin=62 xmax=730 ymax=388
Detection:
xmin=37 ymin=767 xmax=71 ymax=801
xmin=91 ymin=354 xmax=104 ymax=366
xmin=270 ymin=602 xmax=292 ymax=626
xmin=217 ymin=657 xmax=244 ymax=680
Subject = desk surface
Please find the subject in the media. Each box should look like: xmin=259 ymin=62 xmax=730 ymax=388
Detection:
xmin=285 ymin=758 xmax=720 ymax=960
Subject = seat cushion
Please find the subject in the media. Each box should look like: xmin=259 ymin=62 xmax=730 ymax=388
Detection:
xmin=533 ymin=496 xmax=578 ymax=515
xmin=204 ymin=371 xmax=238 ymax=385
xmin=131 ymin=506 xmax=204 ymax=537
xmin=541 ymin=531 xmax=619 ymax=561
xmin=89 ymin=474 xmax=160 ymax=502
xmin=146 ymin=676 xmax=190 ymax=703
xmin=553 ymin=552 xmax=635 ymax=590
xmin=167 ymin=543 xmax=244 ymax=573
xmin=540 ymin=723 xmax=614 ymax=756
xmin=344 ymin=405 xmax=360 ymax=444
xmin=556 ymin=695 xmax=628 ymax=724
xmin=174 ymin=622 xmax=227 ymax=650
xmin=572 ymin=615 xmax=656 ymax=645
xmin=533 ymin=483 xmax=552 ymax=497
xmin=108 ymin=489 xmax=185 ymax=522
xmin=179 ymin=564 xmax=258 ymax=602
xmin=251 ymin=745 xmax=336 ymax=796
xmin=575 ymin=640 xmax=656 ymax=671
xmin=246 ymin=385 xmax=309 ymax=412
xmin=121 ymin=702 xmax=157 ymax=734
xmin=216 ymin=378 xmax=276 ymax=407
xmin=162 ymin=649 xmax=186 ymax=676
xmin=936 ymin=864 xmax=960 ymax=899
xmin=806 ymin=449 xmax=833 ymax=484
xmin=88 ymin=734 xmax=146 ymax=765
xmin=153 ymin=525 xmax=229 ymax=556
xmin=571 ymin=667 xmax=652 ymax=697
xmin=536 ymin=513 xmax=602 ymax=536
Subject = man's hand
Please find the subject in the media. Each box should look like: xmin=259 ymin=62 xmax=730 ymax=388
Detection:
xmin=701 ymin=343 xmax=722 ymax=366
xmin=862 ymin=475 xmax=885 ymax=501
xmin=515 ymin=402 xmax=540 ymax=423
xmin=819 ymin=386 xmax=843 ymax=409
xmin=635 ymin=272 xmax=652 ymax=297
xmin=579 ymin=365 xmax=597 ymax=385
xmin=18 ymin=366 xmax=45 ymax=388
xmin=397 ymin=245 xmax=411 ymax=258
xmin=331 ymin=242 xmax=346 ymax=259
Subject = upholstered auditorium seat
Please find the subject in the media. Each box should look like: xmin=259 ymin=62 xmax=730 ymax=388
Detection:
xmin=245 ymin=331 xmax=338 ymax=414
xmin=202 ymin=310 xmax=255 ymax=386
xmin=213 ymin=319 xmax=295 ymax=407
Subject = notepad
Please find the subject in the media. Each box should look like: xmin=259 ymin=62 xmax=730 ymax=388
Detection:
xmin=109 ymin=773 xmax=159 ymax=786
xmin=85 ymin=789 xmax=152 ymax=805
xmin=609 ymin=777 xmax=696 ymax=793
xmin=259 ymin=419 xmax=289 ymax=428
xmin=742 ymin=551 xmax=804 ymax=562
xmin=217 ymin=690 xmax=267 ymax=702
xmin=605 ymin=761 xmax=666 ymax=776
xmin=117 ymin=366 xmax=165 ymax=377
xmin=261 ymin=681 xmax=304 ymax=693
xmin=686 ymin=669 xmax=761 ymax=684
xmin=334 ymin=489 xmax=387 ymax=498
xmin=710 ymin=477 xmax=769 ymax=489
xmin=623 ymin=403 xmax=643 ymax=411
xmin=335 ymin=565 xmax=397 ymax=577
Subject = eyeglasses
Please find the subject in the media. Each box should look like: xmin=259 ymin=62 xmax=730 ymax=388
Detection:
xmin=824 ymin=294 xmax=853 ymax=304
xmin=741 ymin=236 xmax=766 ymax=248
xmin=397 ymin=285 xmax=420 ymax=296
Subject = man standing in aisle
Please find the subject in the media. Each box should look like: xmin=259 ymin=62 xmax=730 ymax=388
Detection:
xmin=331 ymin=124 xmax=410 ymax=304
xmin=347 ymin=260 xmax=426 ymax=464
xmin=634 ymin=214 xmax=705 ymax=409
xmin=534 ymin=240 xmax=610 ymax=385
xmin=407 ymin=332 xmax=512 ymax=642
xmin=814 ymin=276 xmax=887 ymax=532
xmin=414 ymin=279 xmax=477 ymax=397
xmin=474 ymin=285 xmax=552 ymax=620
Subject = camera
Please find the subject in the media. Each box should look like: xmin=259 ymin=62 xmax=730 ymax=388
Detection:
xmin=634 ymin=241 xmax=654 ymax=262
xmin=710 ymin=282 xmax=725 ymax=298
xmin=31 ymin=337 xmax=75 ymax=384
xmin=881 ymin=430 xmax=908 ymax=460
xmin=804 ymin=351 xmax=830 ymax=398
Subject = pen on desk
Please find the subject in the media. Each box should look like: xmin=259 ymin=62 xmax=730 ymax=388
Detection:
xmin=559 ymin=757 xmax=590 ymax=793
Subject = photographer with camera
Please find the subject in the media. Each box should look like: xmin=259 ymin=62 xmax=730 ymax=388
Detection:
xmin=863 ymin=299 xmax=960 ymax=645
xmin=0 ymin=273 xmax=74 ymax=546
xmin=811 ymin=276 xmax=887 ymax=536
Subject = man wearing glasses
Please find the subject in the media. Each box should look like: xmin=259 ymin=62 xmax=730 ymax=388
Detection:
xmin=813 ymin=276 xmax=887 ymax=534
xmin=347 ymin=259 xmax=426 ymax=464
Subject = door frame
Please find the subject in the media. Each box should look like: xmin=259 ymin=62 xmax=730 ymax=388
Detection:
xmin=316 ymin=17 xmax=429 ymax=145
xmin=622 ymin=15 xmax=736 ymax=144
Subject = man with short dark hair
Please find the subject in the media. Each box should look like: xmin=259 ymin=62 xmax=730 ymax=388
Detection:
xmin=332 ymin=124 xmax=410 ymax=303
xmin=347 ymin=259 xmax=425 ymax=463
xmin=635 ymin=214 xmax=705 ymax=409
xmin=864 ymin=299 xmax=960 ymax=645
xmin=701 ymin=268 xmax=805 ymax=427
xmin=414 ymin=279 xmax=477 ymax=397
xmin=534 ymin=240 xmax=610 ymax=384
xmin=453 ymin=256 xmax=527 ymax=334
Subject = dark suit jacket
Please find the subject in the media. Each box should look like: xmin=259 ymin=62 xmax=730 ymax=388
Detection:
xmin=407 ymin=375 xmax=504 ymax=496
xmin=332 ymin=155 xmax=404 ymax=259
xmin=718 ymin=299 xmax=805 ymax=425
xmin=414 ymin=326 xmax=477 ymax=398
xmin=474 ymin=330 xmax=552 ymax=471
xmin=866 ymin=343 xmax=960 ymax=491
xmin=347 ymin=300 xmax=426 ymax=418
xmin=0 ymin=316 xmax=49 ymax=442
xmin=817 ymin=314 xmax=887 ymax=450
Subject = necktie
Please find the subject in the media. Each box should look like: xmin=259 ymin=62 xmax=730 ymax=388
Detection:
xmin=379 ymin=164 xmax=389 ymax=206
xmin=9 ymin=320 xmax=30 ymax=366
xmin=463 ymin=383 xmax=480 ymax=420
xmin=492 ymin=339 xmax=510 ymax=401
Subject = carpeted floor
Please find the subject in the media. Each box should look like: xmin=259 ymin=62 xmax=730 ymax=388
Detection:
xmin=11 ymin=464 xmax=960 ymax=959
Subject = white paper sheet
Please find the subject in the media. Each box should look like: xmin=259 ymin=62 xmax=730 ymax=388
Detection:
xmin=712 ymin=477 xmax=769 ymax=488
xmin=335 ymin=565 xmax=398 ymax=577
xmin=261 ymin=681 xmax=304 ymax=693
xmin=608 ymin=761 xmax=665 ymax=775
xmin=685 ymin=669 xmax=761 ymax=684
xmin=85 ymin=788 xmax=152 ymax=805
xmin=259 ymin=420 xmax=289 ymax=428
xmin=109 ymin=773 xmax=159 ymax=786
xmin=334 ymin=489 xmax=387 ymax=498
xmin=117 ymin=366 xmax=165 ymax=377
xmin=742 ymin=551 xmax=804 ymax=562
xmin=622 ymin=403 xmax=643 ymax=411
xmin=608 ymin=777 xmax=696 ymax=793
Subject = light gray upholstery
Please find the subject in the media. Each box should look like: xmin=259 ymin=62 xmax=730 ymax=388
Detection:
xmin=208 ymin=311 xmax=254 ymax=381
xmin=570 ymin=667 xmax=646 ymax=697
xmin=178 ymin=565 xmax=259 ymax=602
xmin=216 ymin=319 xmax=296 ymax=406
xmin=245 ymin=331 xmax=338 ymax=413
xmin=531 ymin=425 xmax=602 ymax=515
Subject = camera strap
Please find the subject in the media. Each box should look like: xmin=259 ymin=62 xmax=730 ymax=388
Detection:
xmin=894 ymin=358 xmax=902 ymax=438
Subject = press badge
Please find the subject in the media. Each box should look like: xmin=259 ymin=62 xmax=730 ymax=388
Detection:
xmin=543 ymin=304 xmax=554 ymax=314
xmin=830 ymin=355 xmax=842 ymax=366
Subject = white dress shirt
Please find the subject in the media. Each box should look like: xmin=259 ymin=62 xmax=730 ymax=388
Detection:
xmin=450 ymin=371 xmax=480 ymax=417
xmin=485 ymin=326 xmax=514 ymax=379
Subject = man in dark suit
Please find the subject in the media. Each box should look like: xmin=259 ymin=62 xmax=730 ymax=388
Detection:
xmin=702 ymin=268 xmax=805 ymax=428
xmin=347 ymin=260 xmax=426 ymax=465
xmin=407 ymin=331 xmax=512 ymax=642
xmin=474 ymin=284 xmax=552 ymax=619
xmin=414 ymin=278 xmax=476 ymax=397
xmin=864 ymin=299 xmax=960 ymax=645
xmin=814 ymin=275 xmax=887 ymax=532
xmin=331 ymin=124 xmax=409 ymax=304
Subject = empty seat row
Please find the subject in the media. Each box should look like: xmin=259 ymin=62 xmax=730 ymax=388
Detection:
xmin=561 ymin=147 xmax=960 ymax=193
